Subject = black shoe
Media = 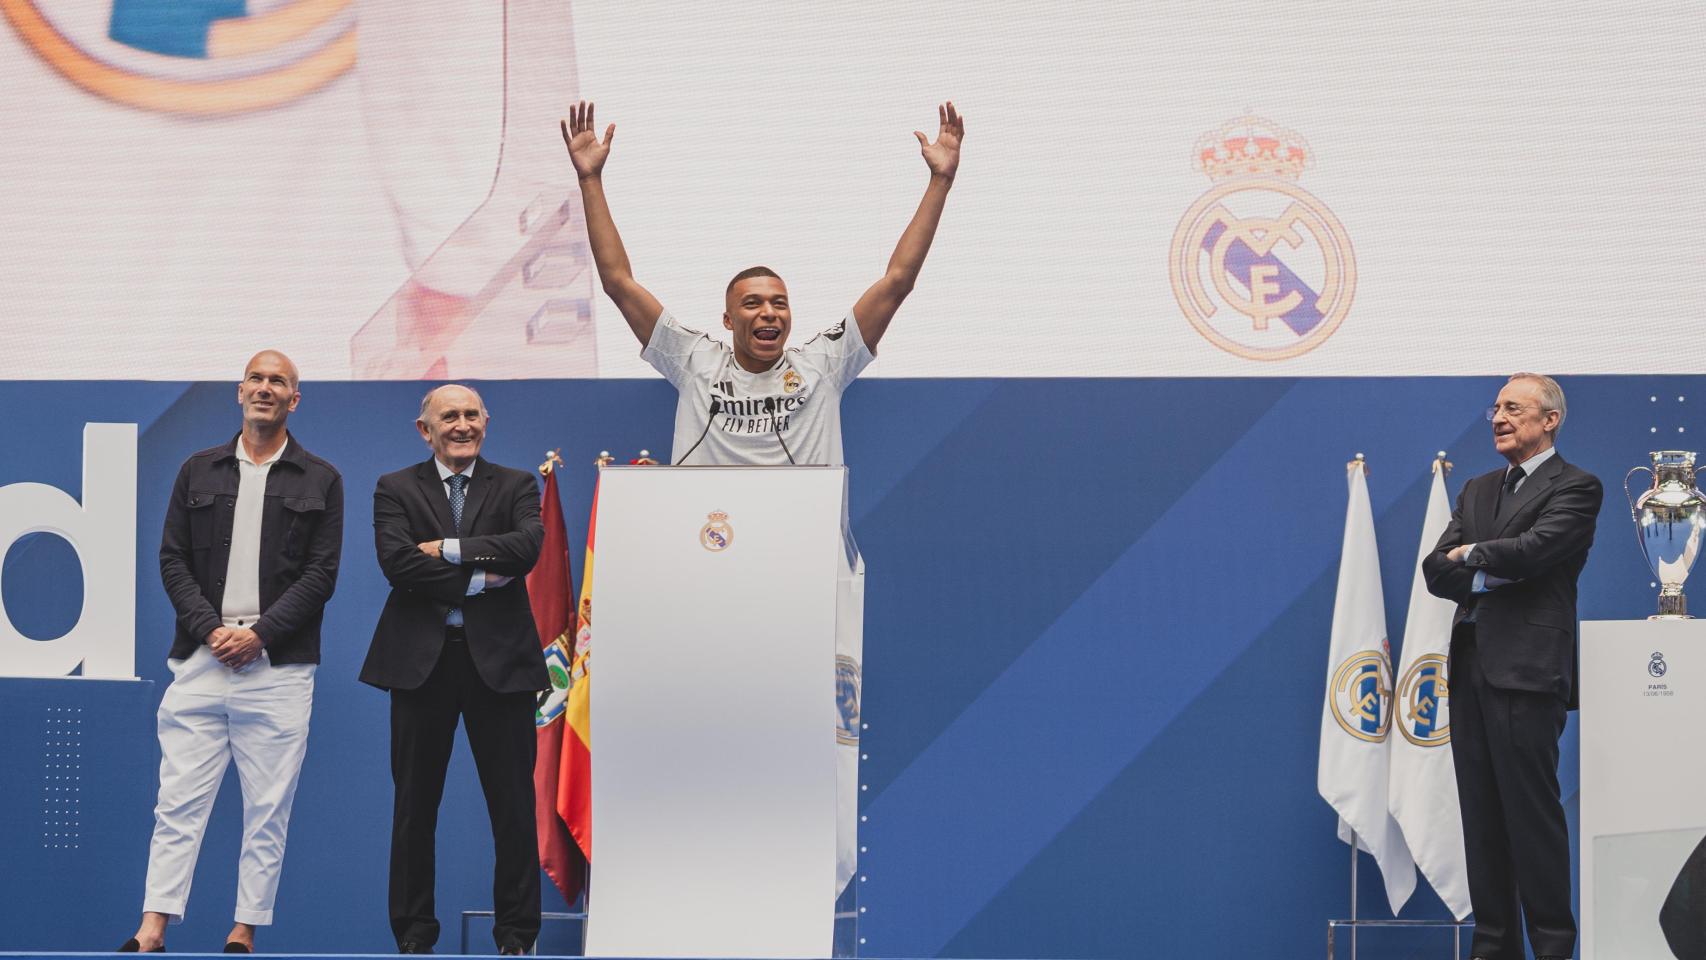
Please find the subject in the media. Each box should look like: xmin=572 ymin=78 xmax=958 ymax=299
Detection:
xmin=398 ymin=943 xmax=432 ymax=955
xmin=222 ymin=943 xmax=251 ymax=954
xmin=118 ymin=939 xmax=164 ymax=953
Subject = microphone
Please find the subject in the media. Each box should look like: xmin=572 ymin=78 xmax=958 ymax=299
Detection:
xmin=675 ymin=397 xmax=722 ymax=465
xmin=763 ymin=397 xmax=797 ymax=465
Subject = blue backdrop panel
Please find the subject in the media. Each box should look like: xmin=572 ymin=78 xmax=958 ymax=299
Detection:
xmin=0 ymin=375 xmax=1691 ymax=957
xmin=0 ymin=678 xmax=157 ymax=951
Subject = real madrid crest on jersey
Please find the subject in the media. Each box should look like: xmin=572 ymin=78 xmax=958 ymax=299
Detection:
xmin=699 ymin=510 xmax=733 ymax=552
xmin=782 ymin=369 xmax=802 ymax=394
xmin=1396 ymin=653 xmax=1450 ymax=746
xmin=1170 ymin=115 xmax=1356 ymax=361
xmin=3 ymin=0 xmax=356 ymax=115
xmin=1329 ymin=648 xmax=1394 ymax=742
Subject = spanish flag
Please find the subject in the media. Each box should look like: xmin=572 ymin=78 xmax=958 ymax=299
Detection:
xmin=557 ymin=475 xmax=597 ymax=859
xmin=530 ymin=458 xmax=587 ymax=905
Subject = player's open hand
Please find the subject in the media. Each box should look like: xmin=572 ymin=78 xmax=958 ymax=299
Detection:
xmin=914 ymin=101 xmax=964 ymax=180
xmin=561 ymin=100 xmax=615 ymax=179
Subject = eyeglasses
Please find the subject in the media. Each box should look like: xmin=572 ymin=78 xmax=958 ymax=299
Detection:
xmin=1485 ymin=403 xmax=1539 ymax=421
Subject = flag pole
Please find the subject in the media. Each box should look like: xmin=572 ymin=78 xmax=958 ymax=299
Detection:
xmin=1346 ymin=452 xmax=1364 ymax=960
xmin=1349 ymin=826 xmax=1359 ymax=960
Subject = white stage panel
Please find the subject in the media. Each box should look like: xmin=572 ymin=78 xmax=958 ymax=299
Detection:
xmin=585 ymin=466 xmax=843 ymax=958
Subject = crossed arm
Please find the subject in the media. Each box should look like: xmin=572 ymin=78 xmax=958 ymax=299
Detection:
xmin=1421 ymin=491 xmax=1484 ymax=605
xmin=376 ymin=475 xmax=544 ymax=608
xmin=1457 ymin=473 xmax=1602 ymax=581
xmin=562 ymin=100 xmax=965 ymax=353
xmin=1422 ymin=473 xmax=1602 ymax=604
xmin=374 ymin=480 xmax=477 ymax=607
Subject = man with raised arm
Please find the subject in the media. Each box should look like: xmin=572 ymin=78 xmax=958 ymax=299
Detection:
xmin=560 ymin=100 xmax=964 ymax=465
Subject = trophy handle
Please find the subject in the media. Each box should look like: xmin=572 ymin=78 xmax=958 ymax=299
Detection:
xmin=1625 ymin=465 xmax=1653 ymax=522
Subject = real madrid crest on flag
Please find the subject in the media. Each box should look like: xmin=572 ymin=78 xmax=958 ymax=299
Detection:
xmin=1396 ymin=653 xmax=1451 ymax=746
xmin=1170 ymin=115 xmax=1356 ymax=361
xmin=699 ymin=510 xmax=733 ymax=552
xmin=1329 ymin=646 xmax=1395 ymax=743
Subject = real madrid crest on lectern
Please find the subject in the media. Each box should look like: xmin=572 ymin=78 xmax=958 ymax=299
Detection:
xmin=699 ymin=511 xmax=733 ymax=552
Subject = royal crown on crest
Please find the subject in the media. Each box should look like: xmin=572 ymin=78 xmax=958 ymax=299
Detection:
xmin=706 ymin=511 xmax=729 ymax=524
xmin=1193 ymin=115 xmax=1312 ymax=182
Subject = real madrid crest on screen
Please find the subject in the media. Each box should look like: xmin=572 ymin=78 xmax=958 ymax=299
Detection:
xmin=1170 ymin=115 xmax=1356 ymax=361
xmin=1 ymin=0 xmax=355 ymax=115
xmin=1329 ymin=648 xmax=1394 ymax=742
xmin=699 ymin=510 xmax=733 ymax=552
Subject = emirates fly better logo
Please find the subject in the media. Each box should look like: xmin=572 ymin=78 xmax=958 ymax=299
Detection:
xmin=1170 ymin=116 xmax=1356 ymax=361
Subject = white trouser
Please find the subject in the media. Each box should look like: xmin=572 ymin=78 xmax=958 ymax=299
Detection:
xmin=142 ymin=646 xmax=315 ymax=925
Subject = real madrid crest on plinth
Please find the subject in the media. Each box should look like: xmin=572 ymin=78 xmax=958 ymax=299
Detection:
xmin=699 ymin=511 xmax=733 ymax=552
xmin=1625 ymin=450 xmax=1706 ymax=618
xmin=1170 ymin=115 xmax=1356 ymax=361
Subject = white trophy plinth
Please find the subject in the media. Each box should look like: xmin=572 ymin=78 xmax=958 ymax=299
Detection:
xmin=1580 ymin=619 xmax=1706 ymax=960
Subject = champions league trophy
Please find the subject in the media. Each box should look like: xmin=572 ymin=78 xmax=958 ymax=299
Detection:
xmin=1625 ymin=450 xmax=1706 ymax=619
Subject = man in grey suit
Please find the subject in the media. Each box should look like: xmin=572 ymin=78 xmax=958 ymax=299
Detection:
xmin=1423 ymin=372 xmax=1603 ymax=960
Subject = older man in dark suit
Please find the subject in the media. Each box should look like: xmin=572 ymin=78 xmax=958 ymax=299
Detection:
xmin=1423 ymin=372 xmax=1603 ymax=960
xmin=361 ymin=384 xmax=548 ymax=955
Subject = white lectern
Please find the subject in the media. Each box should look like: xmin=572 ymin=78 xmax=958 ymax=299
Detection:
xmin=1581 ymin=619 xmax=1706 ymax=960
xmin=584 ymin=466 xmax=863 ymax=958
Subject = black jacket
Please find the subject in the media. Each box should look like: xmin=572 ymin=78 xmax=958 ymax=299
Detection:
xmin=1422 ymin=452 xmax=1602 ymax=706
xmin=159 ymin=433 xmax=344 ymax=664
xmin=359 ymin=456 xmax=548 ymax=694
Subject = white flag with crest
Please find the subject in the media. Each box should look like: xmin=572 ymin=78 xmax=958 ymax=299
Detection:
xmin=1388 ymin=458 xmax=1472 ymax=919
xmin=1318 ymin=458 xmax=1417 ymax=914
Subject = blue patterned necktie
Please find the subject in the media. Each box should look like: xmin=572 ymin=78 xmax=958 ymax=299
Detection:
xmin=447 ymin=473 xmax=467 ymax=534
xmin=445 ymin=473 xmax=468 ymax=630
